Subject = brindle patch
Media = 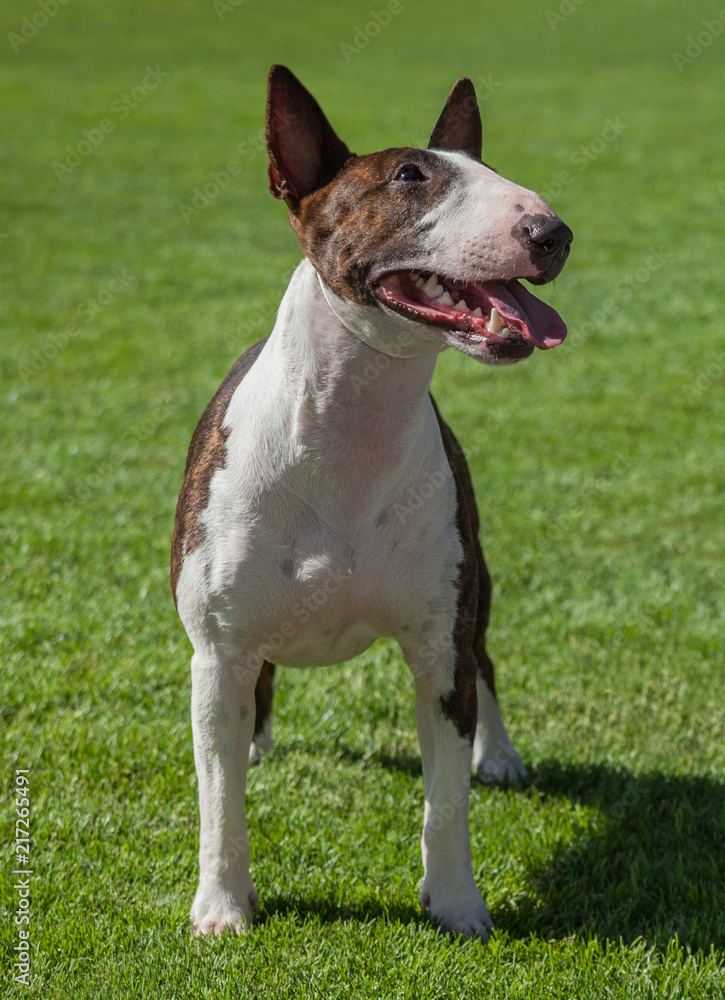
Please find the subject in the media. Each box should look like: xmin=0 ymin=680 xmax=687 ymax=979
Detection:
xmin=431 ymin=399 xmax=497 ymax=695
xmin=265 ymin=68 xmax=495 ymax=312
xmin=253 ymin=660 xmax=276 ymax=739
xmin=442 ymin=414 xmax=496 ymax=698
xmin=293 ymin=148 xmax=459 ymax=305
xmin=431 ymin=397 xmax=499 ymax=740
xmin=170 ymin=338 xmax=267 ymax=606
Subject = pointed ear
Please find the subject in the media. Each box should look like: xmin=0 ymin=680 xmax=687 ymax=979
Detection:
xmin=266 ymin=65 xmax=352 ymax=205
xmin=428 ymin=78 xmax=482 ymax=160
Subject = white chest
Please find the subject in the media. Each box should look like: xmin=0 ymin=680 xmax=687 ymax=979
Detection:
xmin=176 ymin=344 xmax=462 ymax=668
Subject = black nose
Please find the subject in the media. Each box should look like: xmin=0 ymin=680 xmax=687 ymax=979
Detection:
xmin=513 ymin=213 xmax=573 ymax=283
xmin=525 ymin=216 xmax=573 ymax=259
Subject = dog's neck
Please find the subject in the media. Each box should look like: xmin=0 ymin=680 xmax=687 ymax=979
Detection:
xmin=316 ymin=272 xmax=448 ymax=360
xmin=266 ymin=260 xmax=441 ymax=471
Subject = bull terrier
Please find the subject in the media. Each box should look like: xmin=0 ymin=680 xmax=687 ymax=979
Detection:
xmin=170 ymin=65 xmax=572 ymax=941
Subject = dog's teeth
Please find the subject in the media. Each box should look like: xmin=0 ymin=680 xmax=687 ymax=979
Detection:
xmin=423 ymin=275 xmax=439 ymax=296
xmin=473 ymin=307 xmax=483 ymax=318
xmin=438 ymin=290 xmax=453 ymax=305
xmin=415 ymin=277 xmax=426 ymax=289
xmin=431 ymin=283 xmax=444 ymax=298
xmin=498 ymin=327 xmax=512 ymax=339
xmin=488 ymin=307 xmax=502 ymax=334
xmin=455 ymin=298 xmax=469 ymax=313
xmin=411 ymin=272 xmax=420 ymax=281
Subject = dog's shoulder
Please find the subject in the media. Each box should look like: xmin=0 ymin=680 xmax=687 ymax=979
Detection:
xmin=170 ymin=338 xmax=267 ymax=602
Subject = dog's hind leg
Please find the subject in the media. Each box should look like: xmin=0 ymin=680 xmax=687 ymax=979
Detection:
xmin=431 ymin=396 xmax=527 ymax=785
xmin=249 ymin=660 xmax=275 ymax=764
xmin=471 ymin=538 xmax=528 ymax=785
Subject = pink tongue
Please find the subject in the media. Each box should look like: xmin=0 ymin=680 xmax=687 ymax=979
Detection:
xmin=482 ymin=280 xmax=567 ymax=348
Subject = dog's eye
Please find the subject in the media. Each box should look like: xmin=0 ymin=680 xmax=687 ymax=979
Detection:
xmin=394 ymin=164 xmax=426 ymax=183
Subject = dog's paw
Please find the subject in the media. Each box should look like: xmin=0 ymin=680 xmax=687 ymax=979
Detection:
xmin=421 ymin=886 xmax=494 ymax=942
xmin=248 ymin=741 xmax=270 ymax=765
xmin=191 ymin=883 xmax=259 ymax=937
xmin=248 ymin=726 xmax=273 ymax=765
xmin=474 ymin=743 xmax=528 ymax=786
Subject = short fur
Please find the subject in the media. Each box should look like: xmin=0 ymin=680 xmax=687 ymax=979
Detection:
xmin=171 ymin=66 xmax=571 ymax=941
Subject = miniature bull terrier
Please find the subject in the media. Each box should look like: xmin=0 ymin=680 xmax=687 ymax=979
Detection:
xmin=171 ymin=65 xmax=572 ymax=941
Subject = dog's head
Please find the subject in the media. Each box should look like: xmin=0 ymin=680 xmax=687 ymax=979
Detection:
xmin=266 ymin=65 xmax=572 ymax=365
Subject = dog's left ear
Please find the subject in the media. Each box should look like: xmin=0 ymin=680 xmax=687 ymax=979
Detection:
xmin=428 ymin=78 xmax=482 ymax=161
xmin=266 ymin=65 xmax=352 ymax=208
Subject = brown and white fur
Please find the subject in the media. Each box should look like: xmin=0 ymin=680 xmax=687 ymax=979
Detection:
xmin=170 ymin=66 xmax=572 ymax=941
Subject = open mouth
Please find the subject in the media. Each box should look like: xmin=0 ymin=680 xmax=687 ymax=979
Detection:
xmin=373 ymin=271 xmax=567 ymax=364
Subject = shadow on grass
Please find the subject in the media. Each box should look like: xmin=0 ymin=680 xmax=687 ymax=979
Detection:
xmin=271 ymin=739 xmax=423 ymax=777
xmin=258 ymin=895 xmax=424 ymax=930
xmin=259 ymin=744 xmax=724 ymax=952
xmin=499 ymin=761 xmax=725 ymax=952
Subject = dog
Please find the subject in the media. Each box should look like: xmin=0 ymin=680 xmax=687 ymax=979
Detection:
xmin=170 ymin=65 xmax=572 ymax=941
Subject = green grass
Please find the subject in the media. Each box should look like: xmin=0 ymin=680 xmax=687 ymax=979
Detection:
xmin=2 ymin=0 xmax=725 ymax=995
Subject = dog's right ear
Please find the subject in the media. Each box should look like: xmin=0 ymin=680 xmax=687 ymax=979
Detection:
xmin=428 ymin=78 xmax=482 ymax=161
xmin=266 ymin=66 xmax=352 ymax=209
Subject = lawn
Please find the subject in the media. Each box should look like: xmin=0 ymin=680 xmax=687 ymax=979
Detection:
xmin=1 ymin=0 xmax=724 ymax=996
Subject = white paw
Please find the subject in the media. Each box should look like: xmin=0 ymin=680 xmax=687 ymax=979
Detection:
xmin=190 ymin=882 xmax=259 ymax=936
xmin=474 ymin=743 xmax=528 ymax=785
xmin=248 ymin=723 xmax=273 ymax=765
xmin=474 ymin=682 xmax=528 ymax=785
xmin=421 ymin=885 xmax=494 ymax=941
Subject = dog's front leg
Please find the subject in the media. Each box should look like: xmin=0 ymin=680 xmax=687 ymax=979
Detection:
xmin=409 ymin=645 xmax=494 ymax=941
xmin=189 ymin=648 xmax=260 ymax=935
